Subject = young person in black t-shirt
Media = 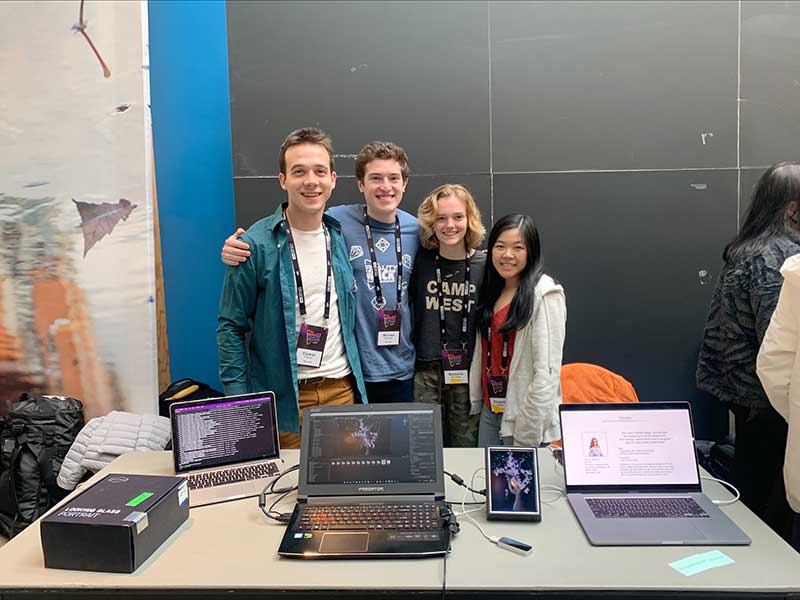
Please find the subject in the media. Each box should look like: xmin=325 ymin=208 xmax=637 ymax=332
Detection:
xmin=409 ymin=184 xmax=486 ymax=446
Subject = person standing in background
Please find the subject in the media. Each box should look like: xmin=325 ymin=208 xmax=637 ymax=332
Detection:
xmin=697 ymin=161 xmax=800 ymax=545
xmin=757 ymin=252 xmax=800 ymax=551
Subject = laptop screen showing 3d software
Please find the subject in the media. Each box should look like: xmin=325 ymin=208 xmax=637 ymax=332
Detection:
xmin=305 ymin=408 xmax=438 ymax=487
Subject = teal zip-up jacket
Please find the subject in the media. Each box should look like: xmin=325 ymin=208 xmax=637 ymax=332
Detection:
xmin=216 ymin=203 xmax=367 ymax=433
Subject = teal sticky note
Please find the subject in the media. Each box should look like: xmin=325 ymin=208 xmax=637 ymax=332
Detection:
xmin=669 ymin=550 xmax=735 ymax=576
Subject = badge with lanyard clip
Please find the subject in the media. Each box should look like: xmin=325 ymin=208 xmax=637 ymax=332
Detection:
xmin=283 ymin=215 xmax=332 ymax=368
xmin=439 ymin=247 xmax=471 ymax=385
xmin=363 ymin=206 xmax=403 ymax=347
xmin=486 ymin=327 xmax=509 ymax=414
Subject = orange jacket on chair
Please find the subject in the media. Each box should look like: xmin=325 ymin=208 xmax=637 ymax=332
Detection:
xmin=550 ymin=363 xmax=638 ymax=449
xmin=561 ymin=363 xmax=639 ymax=405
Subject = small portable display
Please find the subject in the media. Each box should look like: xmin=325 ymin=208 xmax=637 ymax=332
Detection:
xmin=485 ymin=446 xmax=541 ymax=522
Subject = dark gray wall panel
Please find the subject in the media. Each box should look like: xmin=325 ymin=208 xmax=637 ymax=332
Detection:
xmin=492 ymin=170 xmax=737 ymax=439
xmin=233 ymin=174 xmax=492 ymax=238
xmin=740 ymin=1 xmax=800 ymax=166
xmin=490 ymin=1 xmax=738 ymax=172
xmin=227 ymin=1 xmax=800 ymax=439
xmin=227 ymin=1 xmax=490 ymax=177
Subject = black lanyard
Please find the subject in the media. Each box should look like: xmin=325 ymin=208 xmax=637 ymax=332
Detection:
xmin=282 ymin=212 xmax=332 ymax=322
xmin=485 ymin=322 xmax=509 ymax=376
xmin=434 ymin=245 xmax=472 ymax=350
xmin=362 ymin=205 xmax=402 ymax=309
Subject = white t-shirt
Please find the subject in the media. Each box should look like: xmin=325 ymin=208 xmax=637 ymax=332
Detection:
xmin=289 ymin=226 xmax=351 ymax=380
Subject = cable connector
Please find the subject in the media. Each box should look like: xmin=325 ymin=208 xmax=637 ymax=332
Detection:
xmin=449 ymin=473 xmax=465 ymax=486
xmin=444 ymin=470 xmax=486 ymax=496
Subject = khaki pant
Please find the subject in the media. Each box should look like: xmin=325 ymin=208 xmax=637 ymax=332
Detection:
xmin=279 ymin=375 xmax=355 ymax=449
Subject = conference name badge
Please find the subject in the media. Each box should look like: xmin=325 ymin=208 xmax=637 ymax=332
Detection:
xmin=377 ymin=309 xmax=401 ymax=347
xmin=487 ymin=375 xmax=508 ymax=414
xmin=297 ymin=323 xmax=328 ymax=368
xmin=442 ymin=349 xmax=468 ymax=384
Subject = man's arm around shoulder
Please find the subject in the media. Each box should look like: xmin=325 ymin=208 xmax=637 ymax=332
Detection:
xmin=217 ymin=233 xmax=259 ymax=395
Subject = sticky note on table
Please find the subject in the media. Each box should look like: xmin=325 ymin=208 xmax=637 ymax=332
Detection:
xmin=669 ymin=550 xmax=735 ymax=576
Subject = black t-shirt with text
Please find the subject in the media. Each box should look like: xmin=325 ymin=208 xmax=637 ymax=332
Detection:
xmin=409 ymin=247 xmax=486 ymax=366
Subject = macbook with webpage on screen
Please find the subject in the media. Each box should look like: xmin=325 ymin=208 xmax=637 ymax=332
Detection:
xmin=559 ymin=401 xmax=750 ymax=546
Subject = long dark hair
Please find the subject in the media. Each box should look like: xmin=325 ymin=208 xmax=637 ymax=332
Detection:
xmin=724 ymin=162 xmax=800 ymax=262
xmin=477 ymin=214 xmax=544 ymax=337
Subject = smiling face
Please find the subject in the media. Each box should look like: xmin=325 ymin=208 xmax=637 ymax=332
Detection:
xmin=278 ymin=143 xmax=336 ymax=219
xmin=491 ymin=227 xmax=528 ymax=285
xmin=357 ymin=159 xmax=408 ymax=222
xmin=434 ymin=194 xmax=468 ymax=250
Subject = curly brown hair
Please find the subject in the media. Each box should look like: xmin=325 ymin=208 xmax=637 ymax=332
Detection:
xmin=417 ymin=184 xmax=486 ymax=250
xmin=354 ymin=141 xmax=409 ymax=182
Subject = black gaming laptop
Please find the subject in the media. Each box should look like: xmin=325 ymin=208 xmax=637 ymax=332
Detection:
xmin=278 ymin=402 xmax=451 ymax=558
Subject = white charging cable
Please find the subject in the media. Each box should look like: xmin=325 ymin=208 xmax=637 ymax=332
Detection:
xmin=700 ymin=475 xmax=741 ymax=506
xmin=541 ymin=484 xmax=565 ymax=503
xmin=455 ymin=468 xmax=533 ymax=555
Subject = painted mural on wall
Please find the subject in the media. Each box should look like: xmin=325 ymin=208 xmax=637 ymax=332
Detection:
xmin=0 ymin=1 xmax=157 ymax=418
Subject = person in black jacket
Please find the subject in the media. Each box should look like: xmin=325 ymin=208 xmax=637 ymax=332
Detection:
xmin=697 ymin=161 xmax=800 ymax=544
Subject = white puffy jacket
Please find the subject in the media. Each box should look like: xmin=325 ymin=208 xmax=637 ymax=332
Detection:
xmin=57 ymin=411 xmax=171 ymax=490
xmin=757 ymin=254 xmax=800 ymax=513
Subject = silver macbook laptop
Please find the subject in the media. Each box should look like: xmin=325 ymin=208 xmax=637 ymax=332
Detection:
xmin=170 ymin=391 xmax=283 ymax=508
xmin=560 ymin=402 xmax=751 ymax=546
xmin=278 ymin=402 xmax=451 ymax=558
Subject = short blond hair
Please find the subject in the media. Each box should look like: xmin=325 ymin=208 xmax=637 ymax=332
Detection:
xmin=417 ymin=184 xmax=486 ymax=251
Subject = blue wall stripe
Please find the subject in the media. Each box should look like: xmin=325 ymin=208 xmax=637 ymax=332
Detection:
xmin=149 ymin=0 xmax=234 ymax=389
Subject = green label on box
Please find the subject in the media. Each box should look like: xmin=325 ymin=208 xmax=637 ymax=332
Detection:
xmin=126 ymin=492 xmax=154 ymax=507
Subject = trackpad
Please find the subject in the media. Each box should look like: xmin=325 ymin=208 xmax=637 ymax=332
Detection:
xmin=319 ymin=532 xmax=369 ymax=553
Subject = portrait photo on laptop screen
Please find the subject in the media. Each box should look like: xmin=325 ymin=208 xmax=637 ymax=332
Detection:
xmin=561 ymin=406 xmax=700 ymax=488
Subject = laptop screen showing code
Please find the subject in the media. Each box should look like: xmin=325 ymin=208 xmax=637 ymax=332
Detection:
xmin=173 ymin=394 xmax=278 ymax=472
xmin=305 ymin=409 xmax=437 ymax=485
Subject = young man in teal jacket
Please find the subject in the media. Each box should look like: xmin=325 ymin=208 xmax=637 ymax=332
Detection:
xmin=216 ymin=128 xmax=367 ymax=448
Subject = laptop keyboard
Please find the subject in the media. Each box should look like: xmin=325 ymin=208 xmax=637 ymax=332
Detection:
xmin=295 ymin=503 xmax=442 ymax=532
xmin=186 ymin=461 xmax=280 ymax=490
xmin=586 ymin=497 xmax=709 ymax=519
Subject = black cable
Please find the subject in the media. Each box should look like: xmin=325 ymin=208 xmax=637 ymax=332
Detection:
xmin=266 ymin=464 xmax=300 ymax=494
xmin=441 ymin=548 xmax=447 ymax=600
xmin=258 ymin=464 xmax=299 ymax=523
xmin=444 ymin=469 xmax=486 ymax=496
xmin=261 ymin=487 xmax=296 ymax=523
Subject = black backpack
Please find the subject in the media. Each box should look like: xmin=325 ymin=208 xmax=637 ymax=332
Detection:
xmin=158 ymin=378 xmax=223 ymax=417
xmin=0 ymin=394 xmax=84 ymax=537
